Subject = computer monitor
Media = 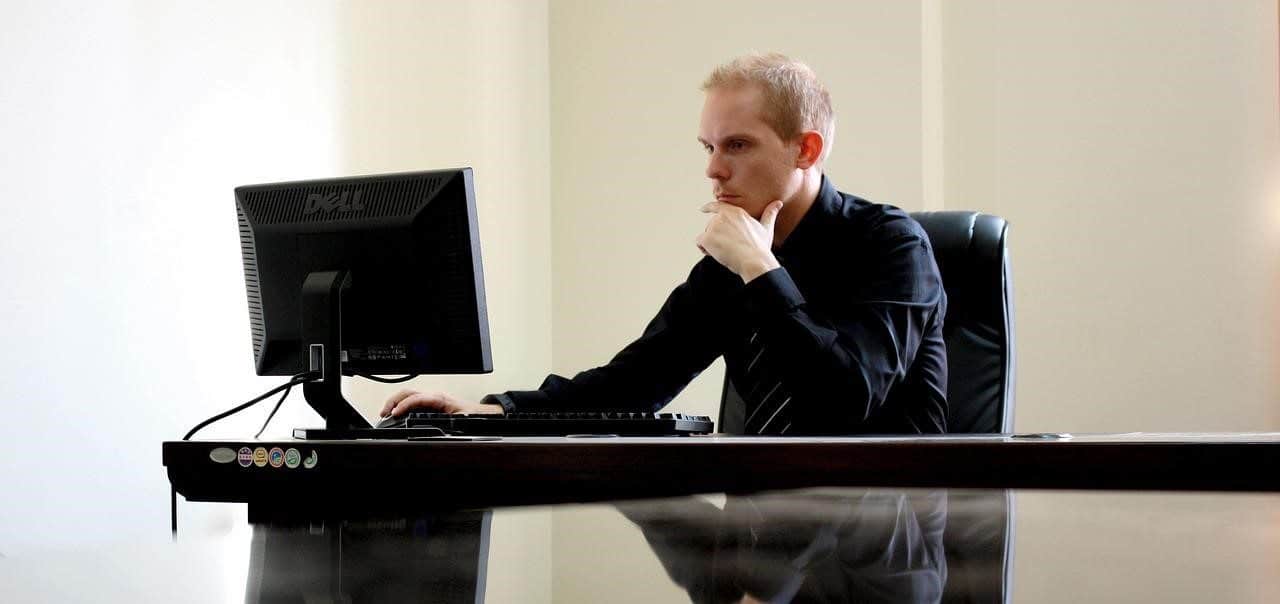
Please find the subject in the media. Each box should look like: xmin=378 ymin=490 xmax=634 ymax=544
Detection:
xmin=235 ymin=168 xmax=492 ymax=435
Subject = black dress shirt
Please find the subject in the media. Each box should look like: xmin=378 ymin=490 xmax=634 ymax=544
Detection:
xmin=484 ymin=175 xmax=948 ymax=435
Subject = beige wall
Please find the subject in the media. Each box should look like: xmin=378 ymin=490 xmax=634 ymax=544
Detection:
xmin=944 ymin=0 xmax=1280 ymax=433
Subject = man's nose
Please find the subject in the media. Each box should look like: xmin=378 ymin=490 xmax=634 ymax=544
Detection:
xmin=705 ymin=152 xmax=729 ymax=181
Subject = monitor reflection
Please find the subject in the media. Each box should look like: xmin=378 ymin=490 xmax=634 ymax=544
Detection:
xmin=245 ymin=511 xmax=490 ymax=604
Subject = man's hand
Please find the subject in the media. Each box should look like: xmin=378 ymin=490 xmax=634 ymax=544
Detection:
xmin=697 ymin=200 xmax=783 ymax=283
xmin=379 ymin=389 xmax=504 ymax=417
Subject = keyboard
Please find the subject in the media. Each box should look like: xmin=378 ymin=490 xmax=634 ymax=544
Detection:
xmin=403 ymin=411 xmax=714 ymax=436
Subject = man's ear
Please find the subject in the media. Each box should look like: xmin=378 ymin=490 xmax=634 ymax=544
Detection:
xmin=795 ymin=131 xmax=824 ymax=169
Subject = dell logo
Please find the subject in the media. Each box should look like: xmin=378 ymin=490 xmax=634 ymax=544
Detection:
xmin=303 ymin=190 xmax=365 ymax=215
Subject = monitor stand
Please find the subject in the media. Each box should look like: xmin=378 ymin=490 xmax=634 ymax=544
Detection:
xmin=295 ymin=270 xmax=375 ymax=440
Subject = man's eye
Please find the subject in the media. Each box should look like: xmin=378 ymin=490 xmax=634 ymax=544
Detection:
xmin=703 ymin=144 xmax=714 ymax=154
xmin=728 ymin=140 xmax=747 ymax=151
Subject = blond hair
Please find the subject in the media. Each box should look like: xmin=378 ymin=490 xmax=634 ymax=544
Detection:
xmin=702 ymin=53 xmax=835 ymax=163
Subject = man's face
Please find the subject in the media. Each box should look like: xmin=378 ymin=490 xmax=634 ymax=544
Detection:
xmin=698 ymin=85 xmax=803 ymax=219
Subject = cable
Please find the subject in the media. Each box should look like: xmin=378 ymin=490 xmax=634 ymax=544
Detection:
xmin=174 ymin=372 xmax=318 ymax=538
xmin=253 ymin=379 xmax=297 ymax=439
xmin=357 ymin=374 xmax=419 ymax=384
xmin=182 ymin=372 xmax=315 ymax=441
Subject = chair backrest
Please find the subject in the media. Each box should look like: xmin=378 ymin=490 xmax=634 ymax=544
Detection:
xmin=910 ymin=211 xmax=1015 ymax=434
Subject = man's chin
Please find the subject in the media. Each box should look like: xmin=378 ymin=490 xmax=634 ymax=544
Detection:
xmin=742 ymin=202 xmax=768 ymax=219
xmin=719 ymin=197 xmax=764 ymax=217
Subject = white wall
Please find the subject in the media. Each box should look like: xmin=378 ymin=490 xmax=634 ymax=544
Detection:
xmin=0 ymin=3 xmax=553 ymax=600
xmin=0 ymin=1 xmax=343 ymax=550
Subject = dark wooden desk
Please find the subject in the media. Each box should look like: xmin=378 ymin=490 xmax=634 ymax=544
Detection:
xmin=164 ymin=433 xmax=1280 ymax=516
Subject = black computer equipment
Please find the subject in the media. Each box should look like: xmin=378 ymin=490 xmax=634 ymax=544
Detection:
xmin=373 ymin=411 xmax=715 ymax=437
xmin=236 ymin=168 xmax=491 ymax=438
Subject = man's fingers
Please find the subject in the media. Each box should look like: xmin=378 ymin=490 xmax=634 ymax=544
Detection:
xmin=391 ymin=400 xmax=415 ymax=417
xmin=389 ymin=391 xmax=430 ymax=414
xmin=380 ymin=388 xmax=416 ymax=417
xmin=696 ymin=231 xmax=712 ymax=255
xmin=700 ymin=201 xmax=727 ymax=213
xmin=760 ymin=200 xmax=784 ymax=229
xmin=390 ymin=392 xmax=437 ymax=417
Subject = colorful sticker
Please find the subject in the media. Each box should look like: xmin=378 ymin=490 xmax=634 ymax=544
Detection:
xmin=237 ymin=447 xmax=253 ymax=467
xmin=269 ymin=447 xmax=285 ymax=468
xmin=253 ymin=447 xmax=269 ymax=467
xmin=303 ymin=450 xmax=318 ymax=469
xmin=284 ymin=448 xmax=301 ymax=469
xmin=208 ymin=447 xmax=236 ymax=464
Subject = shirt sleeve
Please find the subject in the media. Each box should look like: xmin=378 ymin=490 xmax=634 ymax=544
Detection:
xmin=742 ymin=226 xmax=946 ymax=432
xmin=484 ymin=260 xmax=731 ymax=413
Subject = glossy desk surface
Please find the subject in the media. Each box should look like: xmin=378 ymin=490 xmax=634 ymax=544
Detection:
xmin=5 ymin=487 xmax=1279 ymax=603
xmin=164 ymin=433 xmax=1280 ymax=513
xmin=131 ymin=433 xmax=1280 ymax=601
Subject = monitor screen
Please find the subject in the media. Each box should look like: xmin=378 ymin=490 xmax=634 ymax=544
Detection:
xmin=234 ymin=167 xmax=492 ymax=430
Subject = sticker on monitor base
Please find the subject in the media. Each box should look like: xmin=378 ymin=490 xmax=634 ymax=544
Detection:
xmin=253 ymin=447 xmax=269 ymax=467
xmin=303 ymin=450 xmax=318 ymax=469
xmin=284 ymin=448 xmax=301 ymax=469
xmin=268 ymin=447 xmax=285 ymax=468
xmin=237 ymin=447 xmax=253 ymax=467
xmin=208 ymin=447 xmax=236 ymax=464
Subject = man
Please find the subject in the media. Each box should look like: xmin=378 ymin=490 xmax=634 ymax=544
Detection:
xmin=382 ymin=53 xmax=948 ymax=435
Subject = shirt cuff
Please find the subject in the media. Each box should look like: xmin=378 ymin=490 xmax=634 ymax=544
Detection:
xmin=480 ymin=393 xmax=518 ymax=415
xmin=743 ymin=267 xmax=806 ymax=322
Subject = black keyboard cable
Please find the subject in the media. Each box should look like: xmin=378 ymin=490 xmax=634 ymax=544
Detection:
xmin=172 ymin=371 xmax=318 ymax=537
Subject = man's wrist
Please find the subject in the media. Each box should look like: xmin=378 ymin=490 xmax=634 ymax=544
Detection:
xmin=740 ymin=255 xmax=782 ymax=283
xmin=480 ymin=393 xmax=514 ymax=415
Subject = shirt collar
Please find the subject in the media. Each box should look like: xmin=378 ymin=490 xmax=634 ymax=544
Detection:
xmin=778 ymin=173 xmax=840 ymax=257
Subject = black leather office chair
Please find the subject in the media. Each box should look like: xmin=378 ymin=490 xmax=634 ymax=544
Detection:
xmin=910 ymin=211 xmax=1015 ymax=434
xmin=911 ymin=211 xmax=1015 ymax=604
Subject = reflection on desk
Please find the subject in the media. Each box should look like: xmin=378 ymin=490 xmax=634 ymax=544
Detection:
xmin=239 ymin=490 xmax=1010 ymax=604
xmin=247 ymin=512 xmax=490 ymax=603
xmin=618 ymin=490 xmax=1012 ymax=603
xmin=5 ymin=487 xmax=1280 ymax=602
xmin=618 ymin=490 xmax=951 ymax=603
